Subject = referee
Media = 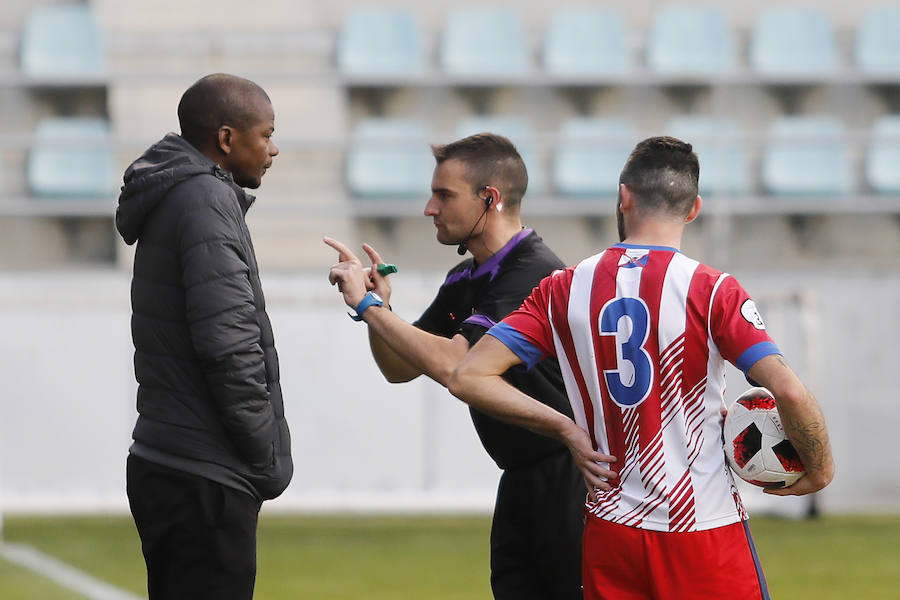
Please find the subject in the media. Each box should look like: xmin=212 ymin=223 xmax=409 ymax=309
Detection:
xmin=326 ymin=133 xmax=584 ymax=599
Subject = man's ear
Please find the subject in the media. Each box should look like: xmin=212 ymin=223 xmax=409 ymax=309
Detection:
xmin=217 ymin=125 xmax=233 ymax=155
xmin=685 ymin=195 xmax=703 ymax=223
xmin=618 ymin=183 xmax=634 ymax=211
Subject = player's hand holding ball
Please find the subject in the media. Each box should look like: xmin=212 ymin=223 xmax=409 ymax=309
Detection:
xmin=724 ymin=387 xmax=807 ymax=495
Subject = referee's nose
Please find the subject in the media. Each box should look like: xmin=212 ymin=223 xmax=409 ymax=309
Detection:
xmin=424 ymin=194 xmax=439 ymax=217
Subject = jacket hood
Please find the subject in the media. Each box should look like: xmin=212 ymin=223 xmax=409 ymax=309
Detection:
xmin=115 ymin=134 xmax=253 ymax=245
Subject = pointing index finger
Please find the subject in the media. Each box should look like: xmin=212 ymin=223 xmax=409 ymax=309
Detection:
xmin=323 ymin=236 xmax=358 ymax=262
xmin=361 ymin=243 xmax=383 ymax=267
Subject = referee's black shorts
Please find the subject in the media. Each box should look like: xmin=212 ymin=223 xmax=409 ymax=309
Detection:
xmin=491 ymin=450 xmax=586 ymax=600
xmin=126 ymin=454 xmax=262 ymax=600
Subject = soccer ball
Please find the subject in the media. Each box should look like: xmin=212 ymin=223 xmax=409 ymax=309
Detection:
xmin=723 ymin=387 xmax=805 ymax=488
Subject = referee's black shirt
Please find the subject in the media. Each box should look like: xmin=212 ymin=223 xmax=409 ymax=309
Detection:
xmin=415 ymin=229 xmax=575 ymax=470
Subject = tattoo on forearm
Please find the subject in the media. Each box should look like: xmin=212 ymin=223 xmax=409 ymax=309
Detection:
xmin=784 ymin=393 xmax=830 ymax=472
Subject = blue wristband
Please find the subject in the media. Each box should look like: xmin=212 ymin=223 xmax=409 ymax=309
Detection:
xmin=349 ymin=292 xmax=384 ymax=322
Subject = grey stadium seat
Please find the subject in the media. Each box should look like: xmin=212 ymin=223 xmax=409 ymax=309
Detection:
xmin=441 ymin=7 xmax=528 ymax=77
xmin=760 ymin=117 xmax=851 ymax=196
xmin=345 ymin=119 xmax=434 ymax=198
xmin=28 ymin=117 xmax=115 ymax=198
xmin=646 ymin=6 xmax=736 ymax=76
xmin=20 ymin=4 xmax=106 ymax=80
xmin=543 ymin=8 xmax=629 ymax=77
xmin=553 ymin=118 xmax=636 ymax=197
xmin=336 ymin=8 xmax=424 ymax=77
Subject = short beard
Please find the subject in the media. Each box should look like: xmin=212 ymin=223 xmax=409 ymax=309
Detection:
xmin=616 ymin=197 xmax=626 ymax=242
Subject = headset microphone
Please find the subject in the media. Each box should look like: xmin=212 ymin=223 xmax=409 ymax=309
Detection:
xmin=456 ymin=192 xmax=493 ymax=256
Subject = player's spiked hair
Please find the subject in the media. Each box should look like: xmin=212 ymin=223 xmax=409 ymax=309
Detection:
xmin=432 ymin=133 xmax=528 ymax=210
xmin=619 ymin=136 xmax=700 ymax=217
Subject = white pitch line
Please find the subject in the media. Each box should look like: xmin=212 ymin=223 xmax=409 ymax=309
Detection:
xmin=0 ymin=542 xmax=144 ymax=600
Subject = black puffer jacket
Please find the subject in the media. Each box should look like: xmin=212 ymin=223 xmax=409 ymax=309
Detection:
xmin=116 ymin=134 xmax=292 ymax=500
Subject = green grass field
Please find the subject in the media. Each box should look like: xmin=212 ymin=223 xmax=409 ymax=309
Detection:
xmin=2 ymin=513 xmax=898 ymax=599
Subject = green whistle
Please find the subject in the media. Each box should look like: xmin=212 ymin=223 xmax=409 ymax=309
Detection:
xmin=377 ymin=263 xmax=398 ymax=276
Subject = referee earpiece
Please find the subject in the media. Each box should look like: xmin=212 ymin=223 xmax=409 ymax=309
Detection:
xmin=478 ymin=187 xmax=493 ymax=208
xmin=458 ymin=187 xmax=495 ymax=256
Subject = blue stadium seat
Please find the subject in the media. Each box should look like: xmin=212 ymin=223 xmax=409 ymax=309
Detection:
xmin=665 ymin=116 xmax=749 ymax=196
xmin=855 ymin=7 xmax=900 ymax=75
xmin=542 ymin=8 xmax=628 ymax=77
xmin=28 ymin=118 xmax=115 ymax=198
xmin=761 ymin=117 xmax=851 ymax=196
xmin=454 ymin=117 xmax=543 ymax=194
xmin=645 ymin=6 xmax=735 ymax=75
xmin=346 ymin=119 xmax=433 ymax=198
xmin=20 ymin=4 xmax=106 ymax=79
xmin=866 ymin=116 xmax=900 ymax=194
xmin=441 ymin=8 xmax=528 ymax=76
xmin=750 ymin=7 xmax=838 ymax=76
xmin=552 ymin=118 xmax=635 ymax=197
xmin=336 ymin=8 xmax=424 ymax=77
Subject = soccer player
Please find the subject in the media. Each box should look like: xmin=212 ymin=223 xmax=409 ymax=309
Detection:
xmin=325 ymin=133 xmax=585 ymax=599
xmin=449 ymin=137 xmax=834 ymax=599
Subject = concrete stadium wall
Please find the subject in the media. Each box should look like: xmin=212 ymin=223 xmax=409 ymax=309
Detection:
xmin=0 ymin=266 xmax=897 ymax=516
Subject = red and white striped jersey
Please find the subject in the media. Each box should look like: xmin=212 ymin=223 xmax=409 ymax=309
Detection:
xmin=488 ymin=243 xmax=780 ymax=532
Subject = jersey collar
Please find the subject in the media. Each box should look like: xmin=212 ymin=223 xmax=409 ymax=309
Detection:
xmin=472 ymin=227 xmax=534 ymax=280
xmin=613 ymin=242 xmax=679 ymax=253
xmin=443 ymin=228 xmax=534 ymax=288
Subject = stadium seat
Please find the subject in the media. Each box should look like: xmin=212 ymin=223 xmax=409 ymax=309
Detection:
xmin=20 ymin=4 xmax=106 ymax=79
xmin=865 ymin=116 xmax=900 ymax=194
xmin=542 ymin=8 xmax=628 ymax=77
xmin=750 ymin=7 xmax=838 ymax=76
xmin=336 ymin=8 xmax=424 ymax=77
xmin=855 ymin=7 xmax=900 ymax=75
xmin=760 ymin=117 xmax=851 ymax=196
xmin=440 ymin=8 xmax=528 ymax=76
xmin=552 ymin=118 xmax=635 ymax=197
xmin=664 ymin=116 xmax=749 ymax=196
xmin=28 ymin=117 xmax=116 ymax=198
xmin=645 ymin=6 xmax=736 ymax=75
xmin=455 ymin=117 xmax=543 ymax=194
xmin=346 ymin=119 xmax=434 ymax=198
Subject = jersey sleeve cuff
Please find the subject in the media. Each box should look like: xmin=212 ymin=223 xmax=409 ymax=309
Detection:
xmin=736 ymin=341 xmax=781 ymax=375
xmin=486 ymin=322 xmax=545 ymax=371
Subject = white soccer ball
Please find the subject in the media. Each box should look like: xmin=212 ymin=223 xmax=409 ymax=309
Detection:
xmin=723 ymin=387 xmax=805 ymax=488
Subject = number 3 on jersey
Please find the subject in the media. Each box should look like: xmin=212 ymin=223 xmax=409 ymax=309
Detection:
xmin=599 ymin=297 xmax=654 ymax=408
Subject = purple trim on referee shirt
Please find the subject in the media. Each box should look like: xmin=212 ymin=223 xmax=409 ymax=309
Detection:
xmin=462 ymin=314 xmax=497 ymax=329
xmin=442 ymin=228 xmax=534 ymax=287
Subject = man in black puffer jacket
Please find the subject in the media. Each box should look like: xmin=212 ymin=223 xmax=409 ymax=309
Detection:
xmin=116 ymin=73 xmax=292 ymax=600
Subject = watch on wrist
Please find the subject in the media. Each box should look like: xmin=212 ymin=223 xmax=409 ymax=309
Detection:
xmin=349 ymin=291 xmax=384 ymax=321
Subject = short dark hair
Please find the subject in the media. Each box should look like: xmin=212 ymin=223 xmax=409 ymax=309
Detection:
xmin=178 ymin=73 xmax=271 ymax=149
xmin=619 ymin=136 xmax=699 ymax=217
xmin=431 ymin=133 xmax=528 ymax=209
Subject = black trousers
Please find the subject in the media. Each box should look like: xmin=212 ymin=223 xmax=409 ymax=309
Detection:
xmin=126 ymin=455 xmax=262 ymax=600
xmin=490 ymin=450 xmax=586 ymax=600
